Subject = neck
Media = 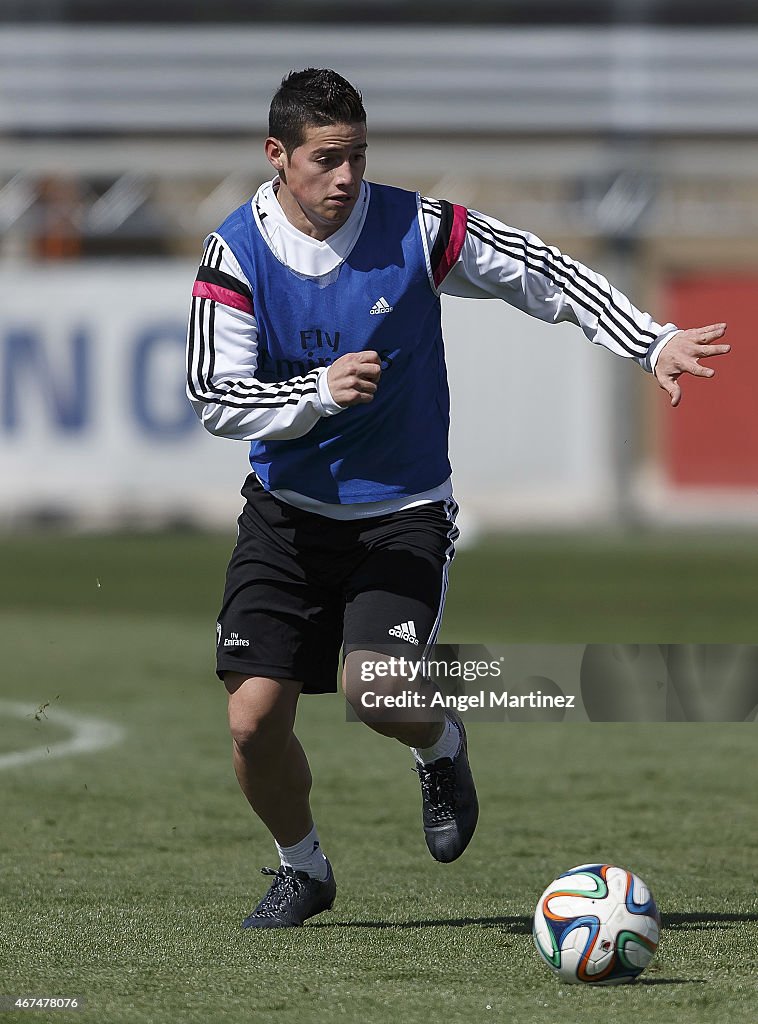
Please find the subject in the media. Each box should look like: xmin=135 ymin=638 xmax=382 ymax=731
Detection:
xmin=275 ymin=181 xmax=336 ymax=241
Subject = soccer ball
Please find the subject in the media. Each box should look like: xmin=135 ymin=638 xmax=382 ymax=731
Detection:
xmin=532 ymin=864 xmax=660 ymax=984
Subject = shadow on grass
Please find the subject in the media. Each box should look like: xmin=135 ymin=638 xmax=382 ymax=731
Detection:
xmin=314 ymin=910 xmax=758 ymax=933
xmin=312 ymin=915 xmax=532 ymax=931
xmin=662 ymin=911 xmax=758 ymax=930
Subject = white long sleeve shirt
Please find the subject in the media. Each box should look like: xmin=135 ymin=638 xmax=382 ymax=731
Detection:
xmin=187 ymin=178 xmax=678 ymax=518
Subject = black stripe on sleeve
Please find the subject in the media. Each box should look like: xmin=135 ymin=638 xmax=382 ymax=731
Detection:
xmin=203 ymin=237 xmax=219 ymax=267
xmin=195 ymin=265 xmax=253 ymax=302
xmin=187 ymin=234 xmax=322 ymax=411
xmin=467 ymin=213 xmax=655 ymax=348
xmin=429 ymin=199 xmax=454 ymax=281
xmin=198 ymin=297 xmax=209 ymax=397
xmin=466 ymin=213 xmax=651 ymax=357
xmin=186 ymin=295 xmax=199 ymax=399
xmin=207 ymin=299 xmax=216 ymax=386
xmin=187 ymin=290 xmax=319 ymax=411
xmin=425 ymin=198 xmax=654 ymax=356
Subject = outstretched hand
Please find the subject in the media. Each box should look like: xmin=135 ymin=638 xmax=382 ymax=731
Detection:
xmin=654 ymin=323 xmax=730 ymax=408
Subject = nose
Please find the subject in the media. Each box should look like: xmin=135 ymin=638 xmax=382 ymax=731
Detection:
xmin=335 ymin=159 xmax=359 ymax=191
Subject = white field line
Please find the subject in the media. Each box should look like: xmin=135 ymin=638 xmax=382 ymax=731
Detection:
xmin=0 ymin=700 xmax=124 ymax=770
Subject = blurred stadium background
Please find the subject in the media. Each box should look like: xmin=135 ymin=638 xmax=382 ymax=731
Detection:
xmin=2 ymin=0 xmax=758 ymax=534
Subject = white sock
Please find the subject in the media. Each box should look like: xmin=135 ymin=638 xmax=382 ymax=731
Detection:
xmin=275 ymin=825 xmax=329 ymax=881
xmin=411 ymin=716 xmax=461 ymax=765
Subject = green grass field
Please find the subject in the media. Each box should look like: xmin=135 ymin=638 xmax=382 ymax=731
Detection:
xmin=1 ymin=531 xmax=756 ymax=1024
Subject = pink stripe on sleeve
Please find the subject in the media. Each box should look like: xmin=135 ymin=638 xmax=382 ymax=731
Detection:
xmin=192 ymin=280 xmax=254 ymax=315
xmin=433 ymin=204 xmax=468 ymax=288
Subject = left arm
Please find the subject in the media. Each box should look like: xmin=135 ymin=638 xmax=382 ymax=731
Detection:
xmin=422 ymin=198 xmax=728 ymax=402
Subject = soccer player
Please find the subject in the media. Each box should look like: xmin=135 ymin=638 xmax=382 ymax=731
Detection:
xmin=186 ymin=68 xmax=729 ymax=929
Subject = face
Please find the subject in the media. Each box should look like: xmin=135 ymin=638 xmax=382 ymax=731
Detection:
xmin=266 ymin=122 xmax=367 ymax=240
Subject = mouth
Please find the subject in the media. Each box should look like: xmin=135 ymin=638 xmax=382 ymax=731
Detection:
xmin=327 ymin=195 xmax=354 ymax=207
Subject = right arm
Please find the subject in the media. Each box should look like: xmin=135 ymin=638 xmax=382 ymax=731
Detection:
xmin=186 ymin=233 xmax=346 ymax=441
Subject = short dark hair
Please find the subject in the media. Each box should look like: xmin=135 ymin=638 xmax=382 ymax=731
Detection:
xmin=269 ymin=68 xmax=366 ymax=154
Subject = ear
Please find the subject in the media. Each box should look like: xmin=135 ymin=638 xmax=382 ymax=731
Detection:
xmin=265 ymin=137 xmax=287 ymax=173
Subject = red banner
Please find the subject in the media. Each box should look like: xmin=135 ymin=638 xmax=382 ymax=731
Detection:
xmin=662 ymin=274 xmax=757 ymax=487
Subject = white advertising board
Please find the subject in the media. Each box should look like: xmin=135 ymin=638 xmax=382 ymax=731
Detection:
xmin=0 ymin=262 xmax=615 ymax=530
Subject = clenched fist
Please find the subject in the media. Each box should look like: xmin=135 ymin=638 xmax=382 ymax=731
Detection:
xmin=326 ymin=350 xmax=382 ymax=407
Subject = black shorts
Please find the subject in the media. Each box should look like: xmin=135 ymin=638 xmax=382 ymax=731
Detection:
xmin=216 ymin=474 xmax=459 ymax=693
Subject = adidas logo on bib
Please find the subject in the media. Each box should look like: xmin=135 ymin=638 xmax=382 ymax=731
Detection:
xmin=369 ymin=296 xmax=393 ymax=315
xmin=388 ymin=620 xmax=419 ymax=645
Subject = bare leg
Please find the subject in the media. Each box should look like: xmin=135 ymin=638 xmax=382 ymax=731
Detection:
xmin=342 ymin=651 xmax=477 ymax=865
xmin=225 ymin=673 xmax=313 ymax=847
xmin=342 ymin=651 xmax=445 ymax=748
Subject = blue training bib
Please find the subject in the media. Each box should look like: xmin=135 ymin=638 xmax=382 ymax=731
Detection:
xmin=216 ymin=183 xmax=452 ymax=503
